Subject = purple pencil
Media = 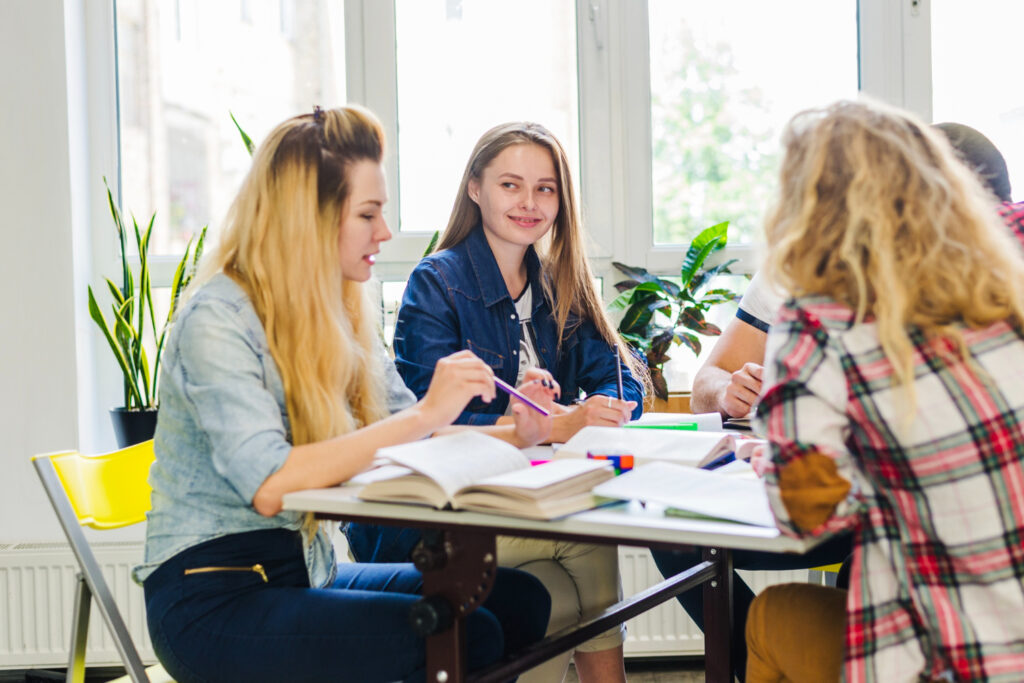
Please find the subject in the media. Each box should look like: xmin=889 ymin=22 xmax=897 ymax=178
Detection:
xmin=494 ymin=377 xmax=550 ymax=416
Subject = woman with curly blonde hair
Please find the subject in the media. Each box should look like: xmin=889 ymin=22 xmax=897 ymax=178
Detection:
xmin=746 ymin=99 xmax=1024 ymax=682
xmin=133 ymin=106 xmax=553 ymax=682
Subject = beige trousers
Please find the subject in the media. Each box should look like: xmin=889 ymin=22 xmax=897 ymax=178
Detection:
xmin=497 ymin=536 xmax=624 ymax=683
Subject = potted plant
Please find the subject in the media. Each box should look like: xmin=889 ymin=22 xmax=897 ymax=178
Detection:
xmin=609 ymin=221 xmax=740 ymax=401
xmin=88 ymin=179 xmax=206 ymax=447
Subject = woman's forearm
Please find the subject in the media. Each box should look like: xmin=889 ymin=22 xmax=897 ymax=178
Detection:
xmin=252 ymin=402 xmax=441 ymax=516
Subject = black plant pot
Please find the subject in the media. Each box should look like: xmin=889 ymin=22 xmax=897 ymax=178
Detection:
xmin=110 ymin=408 xmax=158 ymax=448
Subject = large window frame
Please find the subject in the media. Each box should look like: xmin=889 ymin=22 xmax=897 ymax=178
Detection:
xmin=78 ymin=0 xmax=933 ymax=446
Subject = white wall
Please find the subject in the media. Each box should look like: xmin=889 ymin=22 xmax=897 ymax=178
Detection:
xmin=0 ymin=0 xmax=83 ymax=541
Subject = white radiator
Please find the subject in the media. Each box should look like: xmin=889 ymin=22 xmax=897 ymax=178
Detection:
xmin=0 ymin=541 xmax=812 ymax=668
xmin=618 ymin=546 xmax=813 ymax=657
xmin=0 ymin=541 xmax=155 ymax=670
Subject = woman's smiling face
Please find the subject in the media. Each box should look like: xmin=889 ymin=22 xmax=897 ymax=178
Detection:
xmin=468 ymin=143 xmax=560 ymax=251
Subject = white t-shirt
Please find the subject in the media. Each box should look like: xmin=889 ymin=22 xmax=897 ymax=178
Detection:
xmin=736 ymin=270 xmax=785 ymax=332
xmin=505 ymin=285 xmax=542 ymax=416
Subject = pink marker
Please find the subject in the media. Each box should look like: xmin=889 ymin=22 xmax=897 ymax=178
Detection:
xmin=494 ymin=377 xmax=550 ymax=416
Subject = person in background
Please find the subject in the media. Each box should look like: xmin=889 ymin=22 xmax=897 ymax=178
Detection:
xmin=747 ymin=99 xmax=1024 ymax=682
xmin=348 ymin=122 xmax=646 ymax=683
xmin=935 ymin=121 xmax=1023 ymax=239
xmin=657 ymin=118 xmax=1024 ymax=681
xmin=694 ymin=121 xmax=1023 ymax=421
xmin=134 ymin=106 xmax=554 ymax=683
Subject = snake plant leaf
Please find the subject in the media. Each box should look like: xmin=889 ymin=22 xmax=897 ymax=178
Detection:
xmin=136 ymin=342 xmax=152 ymax=407
xmin=189 ymin=225 xmax=208 ymax=274
xmin=89 ymin=287 xmax=144 ymax=407
xmin=103 ymin=178 xmax=131 ymax=297
xmin=611 ymin=261 xmax=658 ymax=284
xmin=230 ymin=111 xmax=255 ymax=156
xmin=680 ymin=221 xmax=729 ymax=287
xmin=104 ymin=277 xmax=126 ymax=307
xmin=423 ymin=230 xmax=440 ymax=257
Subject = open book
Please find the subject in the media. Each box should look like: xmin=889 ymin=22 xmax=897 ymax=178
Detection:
xmin=556 ymin=426 xmax=765 ymax=470
xmin=355 ymin=432 xmax=615 ymax=520
xmin=593 ymin=461 xmax=775 ymax=527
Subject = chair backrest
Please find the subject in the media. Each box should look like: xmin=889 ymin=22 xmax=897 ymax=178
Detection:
xmin=36 ymin=440 xmax=155 ymax=529
xmin=32 ymin=440 xmax=157 ymax=683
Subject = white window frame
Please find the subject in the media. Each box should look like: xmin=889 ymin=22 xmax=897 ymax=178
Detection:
xmin=349 ymin=0 xmax=932 ymax=287
xmin=78 ymin=0 xmax=933 ymax=446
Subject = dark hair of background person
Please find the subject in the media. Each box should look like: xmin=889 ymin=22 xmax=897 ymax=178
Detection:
xmin=934 ymin=122 xmax=1012 ymax=202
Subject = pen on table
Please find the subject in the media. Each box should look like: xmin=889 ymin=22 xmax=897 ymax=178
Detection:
xmin=614 ymin=343 xmax=624 ymax=400
xmin=494 ymin=377 xmax=550 ymax=416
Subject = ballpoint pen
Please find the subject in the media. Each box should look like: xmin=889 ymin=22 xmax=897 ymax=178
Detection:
xmin=614 ymin=343 xmax=624 ymax=400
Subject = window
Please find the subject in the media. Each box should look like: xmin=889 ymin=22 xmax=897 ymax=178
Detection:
xmin=931 ymin=1 xmax=1024 ymax=202
xmin=393 ymin=0 xmax=580 ymax=234
xmin=648 ymin=0 xmax=859 ymax=245
xmin=115 ymin=0 xmax=347 ymax=255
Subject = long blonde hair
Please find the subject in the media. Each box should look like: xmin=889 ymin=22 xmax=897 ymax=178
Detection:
xmin=192 ymin=106 xmax=389 ymax=446
xmin=439 ymin=122 xmax=648 ymax=388
xmin=764 ymin=99 xmax=1024 ymax=394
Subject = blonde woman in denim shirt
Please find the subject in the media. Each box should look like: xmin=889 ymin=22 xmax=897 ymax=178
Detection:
xmin=348 ymin=123 xmax=647 ymax=683
xmin=134 ymin=107 xmax=556 ymax=683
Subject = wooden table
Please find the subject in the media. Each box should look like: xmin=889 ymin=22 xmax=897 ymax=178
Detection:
xmin=283 ymin=487 xmax=819 ymax=682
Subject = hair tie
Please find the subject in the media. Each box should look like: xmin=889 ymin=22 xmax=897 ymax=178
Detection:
xmin=312 ymin=105 xmax=325 ymax=124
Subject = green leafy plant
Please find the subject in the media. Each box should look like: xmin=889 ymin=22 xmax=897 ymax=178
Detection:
xmin=87 ymin=179 xmax=207 ymax=410
xmin=609 ymin=221 xmax=740 ymax=400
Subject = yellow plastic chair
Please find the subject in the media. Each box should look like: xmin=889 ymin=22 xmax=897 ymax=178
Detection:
xmin=809 ymin=562 xmax=844 ymax=588
xmin=33 ymin=440 xmax=174 ymax=683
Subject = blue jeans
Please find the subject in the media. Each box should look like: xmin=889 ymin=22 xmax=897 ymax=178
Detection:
xmin=344 ymin=522 xmax=422 ymax=563
xmin=650 ymin=532 xmax=852 ymax=683
xmin=144 ymin=528 xmax=550 ymax=683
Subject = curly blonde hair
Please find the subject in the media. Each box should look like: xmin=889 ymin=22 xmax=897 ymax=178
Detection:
xmin=764 ymin=99 xmax=1024 ymax=392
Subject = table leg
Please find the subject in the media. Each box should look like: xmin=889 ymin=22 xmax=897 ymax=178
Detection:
xmin=702 ymin=547 xmax=734 ymax=683
xmin=416 ymin=529 xmax=498 ymax=683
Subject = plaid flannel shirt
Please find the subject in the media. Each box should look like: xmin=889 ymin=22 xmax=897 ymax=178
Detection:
xmin=999 ymin=201 xmax=1024 ymax=244
xmin=757 ymin=297 xmax=1024 ymax=682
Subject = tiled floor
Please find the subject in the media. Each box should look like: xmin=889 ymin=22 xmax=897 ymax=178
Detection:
xmin=566 ymin=658 xmax=705 ymax=682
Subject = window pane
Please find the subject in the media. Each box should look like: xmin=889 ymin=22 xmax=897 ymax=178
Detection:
xmin=648 ymin=1 xmax=858 ymax=245
xmin=116 ymin=0 xmax=346 ymax=256
xmin=932 ymin=1 xmax=1024 ymax=203
xmin=394 ymin=0 xmax=579 ymax=233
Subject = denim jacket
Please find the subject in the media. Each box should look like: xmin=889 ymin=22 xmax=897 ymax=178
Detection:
xmin=393 ymin=226 xmax=644 ymax=425
xmin=133 ymin=274 xmax=416 ymax=587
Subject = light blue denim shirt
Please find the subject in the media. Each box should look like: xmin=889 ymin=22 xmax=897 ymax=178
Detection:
xmin=133 ymin=274 xmax=416 ymax=587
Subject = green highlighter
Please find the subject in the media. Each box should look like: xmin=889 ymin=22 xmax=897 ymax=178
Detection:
xmin=623 ymin=423 xmax=698 ymax=431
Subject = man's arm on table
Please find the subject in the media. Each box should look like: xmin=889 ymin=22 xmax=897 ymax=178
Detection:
xmin=690 ymin=316 xmax=768 ymax=418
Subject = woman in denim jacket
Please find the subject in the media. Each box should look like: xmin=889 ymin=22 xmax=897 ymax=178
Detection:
xmin=348 ymin=123 xmax=647 ymax=683
xmin=135 ymin=107 xmax=555 ymax=683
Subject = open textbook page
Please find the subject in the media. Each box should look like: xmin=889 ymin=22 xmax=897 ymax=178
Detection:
xmin=356 ymin=432 xmax=614 ymax=519
xmin=556 ymin=426 xmax=765 ymax=469
xmin=592 ymin=461 xmax=776 ymax=527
